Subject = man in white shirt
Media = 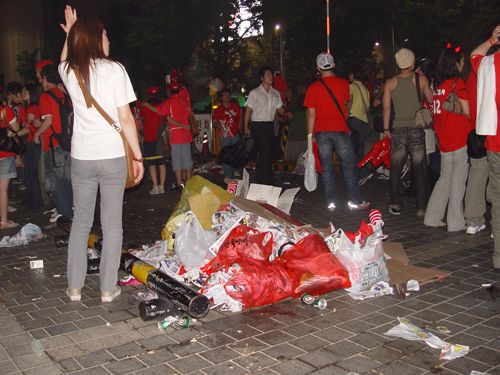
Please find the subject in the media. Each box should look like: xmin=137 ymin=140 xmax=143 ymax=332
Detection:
xmin=244 ymin=66 xmax=292 ymax=185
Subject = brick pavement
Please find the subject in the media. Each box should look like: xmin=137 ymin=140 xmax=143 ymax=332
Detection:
xmin=0 ymin=166 xmax=499 ymax=375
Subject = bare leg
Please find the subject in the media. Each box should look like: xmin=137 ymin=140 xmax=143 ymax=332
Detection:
xmin=0 ymin=179 xmax=10 ymax=223
xmin=159 ymin=164 xmax=167 ymax=186
xmin=149 ymin=165 xmax=158 ymax=187
xmin=174 ymin=170 xmax=182 ymax=186
xmin=185 ymin=168 xmax=193 ymax=181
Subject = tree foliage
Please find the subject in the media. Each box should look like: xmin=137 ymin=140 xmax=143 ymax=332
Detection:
xmin=14 ymin=50 xmax=39 ymax=84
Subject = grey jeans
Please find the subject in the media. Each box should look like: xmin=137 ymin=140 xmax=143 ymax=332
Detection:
xmin=67 ymin=157 xmax=127 ymax=293
xmin=487 ymin=150 xmax=500 ymax=268
xmin=464 ymin=156 xmax=489 ymax=226
xmin=424 ymin=146 xmax=468 ymax=231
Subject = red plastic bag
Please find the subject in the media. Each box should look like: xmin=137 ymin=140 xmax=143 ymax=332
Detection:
xmin=211 ymin=225 xmax=273 ymax=272
xmin=274 ymin=234 xmax=351 ymax=297
xmin=224 ymin=258 xmax=297 ymax=307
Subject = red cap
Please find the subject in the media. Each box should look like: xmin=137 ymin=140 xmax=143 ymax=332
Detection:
xmin=167 ymin=81 xmax=181 ymax=91
xmin=146 ymin=86 xmax=159 ymax=97
xmin=35 ymin=60 xmax=54 ymax=70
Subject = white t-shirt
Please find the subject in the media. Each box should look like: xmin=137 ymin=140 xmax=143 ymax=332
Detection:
xmin=58 ymin=60 xmax=136 ymax=160
xmin=245 ymin=84 xmax=283 ymax=122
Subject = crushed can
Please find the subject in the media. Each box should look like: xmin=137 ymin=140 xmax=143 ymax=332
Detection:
xmin=300 ymin=293 xmax=327 ymax=310
xmin=174 ymin=317 xmax=192 ymax=327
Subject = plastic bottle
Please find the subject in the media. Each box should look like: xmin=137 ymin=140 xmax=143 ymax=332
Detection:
xmin=31 ymin=340 xmax=44 ymax=355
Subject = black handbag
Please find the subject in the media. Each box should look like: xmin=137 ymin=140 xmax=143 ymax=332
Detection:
xmin=0 ymin=106 xmax=26 ymax=155
xmin=217 ymin=135 xmax=249 ymax=169
xmin=467 ymin=129 xmax=487 ymax=159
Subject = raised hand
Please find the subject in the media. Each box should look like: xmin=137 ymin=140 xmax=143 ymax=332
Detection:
xmin=60 ymin=5 xmax=77 ymax=34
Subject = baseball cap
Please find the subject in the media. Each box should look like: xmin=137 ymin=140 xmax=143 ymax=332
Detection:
xmin=395 ymin=48 xmax=415 ymax=70
xmin=35 ymin=60 xmax=54 ymax=70
xmin=167 ymin=81 xmax=181 ymax=91
xmin=316 ymin=52 xmax=334 ymax=70
xmin=146 ymin=86 xmax=159 ymax=97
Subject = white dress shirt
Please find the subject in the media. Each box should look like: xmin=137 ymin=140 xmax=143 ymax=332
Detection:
xmin=245 ymin=84 xmax=283 ymax=122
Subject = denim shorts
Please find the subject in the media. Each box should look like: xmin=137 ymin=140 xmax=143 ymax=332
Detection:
xmin=0 ymin=157 xmax=16 ymax=180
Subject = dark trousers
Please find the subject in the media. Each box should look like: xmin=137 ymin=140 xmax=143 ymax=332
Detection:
xmin=250 ymin=121 xmax=274 ymax=185
xmin=24 ymin=141 xmax=44 ymax=210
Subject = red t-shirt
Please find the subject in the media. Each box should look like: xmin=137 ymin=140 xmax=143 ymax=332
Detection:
xmin=20 ymin=105 xmax=41 ymax=142
xmin=471 ymin=53 xmax=500 ymax=152
xmin=0 ymin=105 xmax=17 ymax=159
xmin=212 ymin=102 xmax=240 ymax=138
xmin=39 ymin=88 xmax=65 ymax=152
xmin=432 ymin=78 xmax=471 ymax=152
xmin=303 ymin=76 xmax=350 ymax=133
xmin=139 ymin=104 xmax=161 ymax=142
xmin=156 ymin=94 xmax=192 ymax=144
xmin=466 ymin=71 xmax=478 ymax=129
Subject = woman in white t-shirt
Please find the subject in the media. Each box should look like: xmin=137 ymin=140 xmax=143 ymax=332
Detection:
xmin=58 ymin=6 xmax=144 ymax=303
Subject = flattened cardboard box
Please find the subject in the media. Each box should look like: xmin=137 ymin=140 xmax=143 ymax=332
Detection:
xmin=383 ymin=242 xmax=450 ymax=286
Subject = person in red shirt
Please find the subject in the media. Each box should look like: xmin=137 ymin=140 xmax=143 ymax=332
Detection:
xmin=471 ymin=25 xmax=500 ymax=272
xmin=19 ymin=83 xmax=44 ymax=210
xmin=144 ymin=81 xmax=193 ymax=191
xmin=212 ymin=87 xmax=241 ymax=180
xmin=424 ymin=47 xmax=471 ymax=231
xmin=140 ymin=87 xmax=166 ymax=195
xmin=34 ymin=64 xmax=73 ymax=221
xmin=0 ymin=97 xmax=21 ymax=228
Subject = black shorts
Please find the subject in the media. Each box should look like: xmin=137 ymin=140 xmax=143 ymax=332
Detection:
xmin=143 ymin=140 xmax=166 ymax=166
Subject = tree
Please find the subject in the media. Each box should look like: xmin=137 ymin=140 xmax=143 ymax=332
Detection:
xmin=14 ymin=50 xmax=39 ymax=84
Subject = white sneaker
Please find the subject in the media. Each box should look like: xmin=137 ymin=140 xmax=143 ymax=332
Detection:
xmin=149 ymin=186 xmax=160 ymax=195
xmin=466 ymin=224 xmax=486 ymax=235
xmin=66 ymin=288 xmax=81 ymax=302
xmin=101 ymin=286 xmax=121 ymax=303
xmin=49 ymin=214 xmax=62 ymax=224
xmin=7 ymin=206 xmax=16 ymax=213
xmin=158 ymin=185 xmax=165 ymax=194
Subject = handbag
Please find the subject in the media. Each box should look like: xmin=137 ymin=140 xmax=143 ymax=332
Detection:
xmin=74 ymin=69 xmax=139 ymax=189
xmin=185 ymin=100 xmax=200 ymax=138
xmin=467 ymin=129 xmax=487 ymax=159
xmin=415 ymin=73 xmax=434 ymax=129
xmin=217 ymin=135 xmax=249 ymax=169
xmin=442 ymin=78 xmax=464 ymax=115
xmin=0 ymin=106 xmax=27 ymax=155
xmin=319 ymin=79 xmax=360 ymax=152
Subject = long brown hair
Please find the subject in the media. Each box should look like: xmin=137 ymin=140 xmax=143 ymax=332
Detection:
xmin=64 ymin=17 xmax=109 ymax=97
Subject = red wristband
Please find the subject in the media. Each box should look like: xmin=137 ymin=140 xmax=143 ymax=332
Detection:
xmin=490 ymin=36 xmax=497 ymax=46
xmin=133 ymin=158 xmax=144 ymax=162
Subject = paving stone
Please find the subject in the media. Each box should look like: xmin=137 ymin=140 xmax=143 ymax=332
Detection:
xmin=336 ymin=354 xmax=382 ymax=373
xmin=45 ymin=343 xmax=87 ymax=361
xmin=104 ymin=357 xmax=146 ymax=374
xmin=443 ymin=355 xmax=492 ymax=374
xmin=232 ymin=352 xmax=278 ymax=371
xmin=199 ymin=361 xmax=248 ymax=375
xmin=21 ymin=362 xmax=64 ymax=375
xmin=166 ymin=340 xmax=208 ymax=357
xmin=0 ymin=333 xmax=32 ymax=348
xmin=198 ymin=345 xmax=240 ymax=364
xmin=136 ymin=347 xmax=177 ymax=366
xmin=296 ymin=347 xmax=340 ymax=368
xmin=0 ymin=359 xmax=18 ymax=374
xmin=79 ymin=337 xmax=118 ymax=353
xmin=228 ymin=337 xmax=269 ymax=355
xmin=168 ymin=354 xmax=213 ymax=373
xmin=73 ymin=317 xmax=107 ymax=330
xmin=308 ymin=364 xmax=348 ymax=375
xmin=195 ymin=332 xmax=235 ymax=349
xmin=288 ymin=335 xmax=331 ymax=353
xmin=56 ymin=357 xmax=82 ymax=373
xmin=402 ymin=350 xmax=442 ymax=371
xmin=467 ymin=346 xmax=500 ymax=366
xmin=269 ymin=358 xmax=316 ymax=375
xmin=364 ymin=345 xmax=402 ymax=364
xmin=40 ymin=335 xmax=75 ymax=350
xmin=224 ymin=324 xmax=262 ymax=340
xmin=376 ymin=359 xmax=426 ymax=375
xmin=133 ymin=364 xmax=179 ymax=375
xmin=335 ymin=319 xmax=375 ymax=334
xmin=262 ymin=343 xmax=306 ymax=362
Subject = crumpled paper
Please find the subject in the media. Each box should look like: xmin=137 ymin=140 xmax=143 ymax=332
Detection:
xmin=349 ymin=280 xmax=419 ymax=300
xmin=0 ymin=223 xmax=46 ymax=247
xmin=384 ymin=317 xmax=469 ymax=360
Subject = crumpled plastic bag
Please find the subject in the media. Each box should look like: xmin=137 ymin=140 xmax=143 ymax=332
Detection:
xmin=384 ymin=317 xmax=469 ymax=360
xmin=129 ymin=240 xmax=170 ymax=269
xmin=223 ymin=258 xmax=297 ymax=308
xmin=274 ymin=234 xmax=351 ymax=297
xmin=0 ymin=223 xmax=46 ymax=247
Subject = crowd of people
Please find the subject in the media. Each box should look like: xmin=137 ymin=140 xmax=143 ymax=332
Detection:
xmin=1 ymin=4 xmax=500 ymax=303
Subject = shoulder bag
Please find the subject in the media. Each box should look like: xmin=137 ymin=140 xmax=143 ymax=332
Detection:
xmin=74 ymin=69 xmax=139 ymax=189
xmin=186 ymin=100 xmax=200 ymax=138
xmin=415 ymin=73 xmax=434 ymax=129
xmin=319 ymin=79 xmax=360 ymax=152
xmin=442 ymin=78 xmax=464 ymax=115
xmin=467 ymin=129 xmax=487 ymax=159
xmin=0 ymin=106 xmax=27 ymax=155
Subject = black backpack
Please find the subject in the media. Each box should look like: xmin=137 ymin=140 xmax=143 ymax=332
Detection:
xmin=45 ymin=90 xmax=73 ymax=152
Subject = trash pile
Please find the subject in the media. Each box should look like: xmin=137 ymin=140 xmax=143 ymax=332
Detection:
xmin=0 ymin=223 xmax=46 ymax=248
xmin=124 ymin=176 xmax=392 ymax=320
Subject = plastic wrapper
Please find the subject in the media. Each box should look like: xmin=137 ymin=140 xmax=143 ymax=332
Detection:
xmin=161 ymin=175 xmax=232 ymax=241
xmin=304 ymin=134 xmax=317 ymax=192
xmin=210 ymin=225 xmax=273 ymax=272
xmin=224 ymin=258 xmax=297 ymax=308
xmin=0 ymin=223 xmax=46 ymax=247
xmin=174 ymin=211 xmax=217 ymax=269
xmin=384 ymin=317 xmax=469 ymax=361
xmin=275 ymin=234 xmax=351 ymax=297
xmin=129 ymin=240 xmax=171 ymax=269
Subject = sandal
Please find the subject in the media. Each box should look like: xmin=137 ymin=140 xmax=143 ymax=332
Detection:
xmin=426 ymin=222 xmax=446 ymax=228
xmin=0 ymin=220 xmax=18 ymax=229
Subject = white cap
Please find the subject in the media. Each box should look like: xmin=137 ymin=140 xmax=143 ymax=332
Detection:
xmin=316 ymin=52 xmax=334 ymax=70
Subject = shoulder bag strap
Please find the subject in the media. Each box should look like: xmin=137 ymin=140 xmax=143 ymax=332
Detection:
xmin=74 ymin=68 xmax=118 ymax=130
xmin=185 ymin=99 xmax=193 ymax=116
xmin=450 ymin=77 xmax=459 ymax=93
xmin=318 ymin=78 xmax=349 ymax=126
xmin=415 ymin=73 xmax=423 ymax=104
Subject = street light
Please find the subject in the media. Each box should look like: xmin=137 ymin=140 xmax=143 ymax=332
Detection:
xmin=275 ymin=24 xmax=283 ymax=72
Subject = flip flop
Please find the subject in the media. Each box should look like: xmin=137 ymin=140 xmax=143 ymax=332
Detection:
xmin=0 ymin=220 xmax=19 ymax=229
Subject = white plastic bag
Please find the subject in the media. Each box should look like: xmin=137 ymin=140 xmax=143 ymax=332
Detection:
xmin=174 ymin=211 xmax=216 ymax=269
xmin=304 ymin=134 xmax=317 ymax=192
xmin=331 ymin=229 xmax=390 ymax=293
